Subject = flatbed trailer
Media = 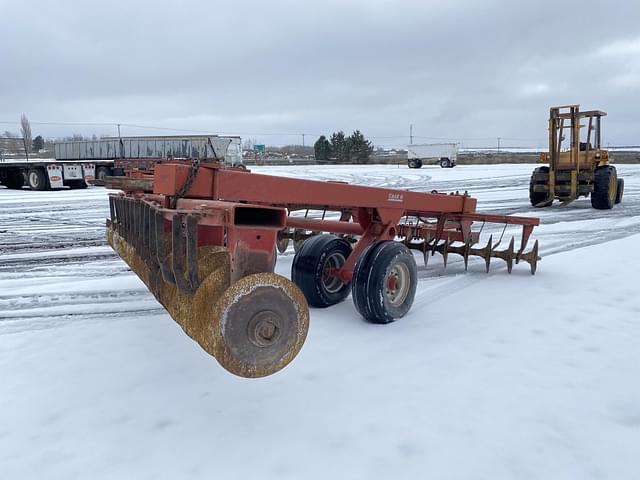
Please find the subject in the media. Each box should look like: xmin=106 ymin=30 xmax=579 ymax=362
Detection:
xmin=0 ymin=135 xmax=242 ymax=190
xmin=0 ymin=159 xmax=100 ymax=190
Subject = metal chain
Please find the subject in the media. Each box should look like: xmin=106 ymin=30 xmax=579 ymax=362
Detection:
xmin=170 ymin=158 xmax=200 ymax=209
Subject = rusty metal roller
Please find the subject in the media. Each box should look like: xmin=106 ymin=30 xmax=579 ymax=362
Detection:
xmin=107 ymin=205 xmax=309 ymax=378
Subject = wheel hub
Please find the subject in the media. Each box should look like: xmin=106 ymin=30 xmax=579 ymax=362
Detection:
xmin=385 ymin=263 xmax=410 ymax=307
xmin=322 ymin=251 xmax=346 ymax=293
xmin=247 ymin=310 xmax=281 ymax=347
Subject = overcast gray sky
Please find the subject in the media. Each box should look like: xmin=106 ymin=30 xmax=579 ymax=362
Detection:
xmin=1 ymin=0 xmax=640 ymax=148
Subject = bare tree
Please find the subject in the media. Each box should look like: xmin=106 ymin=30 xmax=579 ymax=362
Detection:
xmin=20 ymin=114 xmax=32 ymax=159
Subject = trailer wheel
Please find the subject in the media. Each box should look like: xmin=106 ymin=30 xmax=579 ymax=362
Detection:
xmin=408 ymin=159 xmax=422 ymax=169
xmin=591 ymin=165 xmax=617 ymax=210
xmin=352 ymin=241 xmax=417 ymax=324
xmin=96 ymin=166 xmax=112 ymax=181
xmin=615 ymin=178 xmax=624 ymax=204
xmin=1 ymin=169 xmax=24 ymax=189
xmin=292 ymin=234 xmax=352 ymax=308
xmin=27 ymin=168 xmax=49 ymax=191
xmin=529 ymin=166 xmax=552 ymax=207
xmin=440 ymin=158 xmax=451 ymax=168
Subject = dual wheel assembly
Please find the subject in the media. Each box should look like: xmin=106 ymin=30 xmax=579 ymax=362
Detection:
xmin=291 ymin=234 xmax=418 ymax=324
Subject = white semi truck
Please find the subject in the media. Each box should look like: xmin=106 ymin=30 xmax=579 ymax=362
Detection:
xmin=407 ymin=143 xmax=459 ymax=168
xmin=0 ymin=135 xmax=242 ymax=190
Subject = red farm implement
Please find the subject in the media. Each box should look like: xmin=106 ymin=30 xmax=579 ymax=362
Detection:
xmin=106 ymin=162 xmax=540 ymax=378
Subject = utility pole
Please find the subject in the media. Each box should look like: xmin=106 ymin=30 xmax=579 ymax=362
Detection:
xmin=117 ymin=123 xmax=121 ymax=139
xmin=497 ymin=137 xmax=501 ymax=152
xmin=302 ymin=133 xmax=305 ymax=148
xmin=409 ymin=124 xmax=413 ymax=145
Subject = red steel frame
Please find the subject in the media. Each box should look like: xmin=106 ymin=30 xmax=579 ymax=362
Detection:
xmin=110 ymin=162 xmax=540 ymax=286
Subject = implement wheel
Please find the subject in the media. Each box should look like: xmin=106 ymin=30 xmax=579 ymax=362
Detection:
xmin=529 ymin=166 xmax=552 ymax=207
xmin=591 ymin=165 xmax=617 ymax=210
xmin=292 ymin=234 xmax=352 ymax=308
xmin=352 ymin=241 xmax=417 ymax=324
xmin=211 ymin=273 xmax=309 ymax=378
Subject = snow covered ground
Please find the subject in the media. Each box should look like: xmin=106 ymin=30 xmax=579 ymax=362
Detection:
xmin=1 ymin=164 xmax=639 ymax=479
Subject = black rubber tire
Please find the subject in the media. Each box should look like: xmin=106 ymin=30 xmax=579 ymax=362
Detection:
xmin=529 ymin=166 xmax=553 ymax=207
xmin=1 ymin=169 xmax=24 ymax=189
xmin=615 ymin=177 xmax=624 ymax=204
xmin=96 ymin=166 xmax=112 ymax=181
xmin=291 ymin=234 xmax=352 ymax=308
xmin=408 ymin=159 xmax=417 ymax=168
xmin=351 ymin=241 xmax=417 ymax=324
xmin=68 ymin=180 xmax=88 ymax=189
xmin=440 ymin=158 xmax=451 ymax=168
xmin=591 ymin=165 xmax=617 ymax=210
xmin=27 ymin=168 xmax=49 ymax=191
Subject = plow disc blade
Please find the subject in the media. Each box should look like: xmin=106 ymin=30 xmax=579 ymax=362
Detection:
xmin=108 ymin=228 xmax=309 ymax=378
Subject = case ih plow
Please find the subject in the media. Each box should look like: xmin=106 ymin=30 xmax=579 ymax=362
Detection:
xmin=106 ymin=163 xmax=540 ymax=378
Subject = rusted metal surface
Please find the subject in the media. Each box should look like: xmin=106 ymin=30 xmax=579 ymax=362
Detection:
xmin=103 ymin=176 xmax=154 ymax=192
xmin=211 ymin=273 xmax=309 ymax=378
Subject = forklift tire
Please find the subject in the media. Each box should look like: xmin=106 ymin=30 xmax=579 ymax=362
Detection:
xmin=615 ymin=178 xmax=624 ymax=204
xmin=27 ymin=168 xmax=49 ymax=191
xmin=591 ymin=165 xmax=617 ymax=210
xmin=529 ymin=167 xmax=552 ymax=207
xmin=291 ymin=234 xmax=352 ymax=308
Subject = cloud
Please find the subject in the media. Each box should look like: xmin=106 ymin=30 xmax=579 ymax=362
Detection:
xmin=1 ymin=0 xmax=640 ymax=146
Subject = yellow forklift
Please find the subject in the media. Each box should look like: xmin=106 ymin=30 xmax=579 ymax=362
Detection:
xmin=529 ymin=105 xmax=624 ymax=209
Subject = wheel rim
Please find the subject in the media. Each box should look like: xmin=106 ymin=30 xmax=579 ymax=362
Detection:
xmin=385 ymin=262 xmax=411 ymax=307
xmin=609 ymin=174 xmax=616 ymax=203
xmin=29 ymin=172 xmax=39 ymax=188
xmin=322 ymin=252 xmax=346 ymax=293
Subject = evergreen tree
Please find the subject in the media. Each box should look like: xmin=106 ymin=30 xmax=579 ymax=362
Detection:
xmin=32 ymin=135 xmax=44 ymax=152
xmin=349 ymin=130 xmax=374 ymax=164
xmin=330 ymin=131 xmax=349 ymax=162
xmin=314 ymin=135 xmax=331 ymax=162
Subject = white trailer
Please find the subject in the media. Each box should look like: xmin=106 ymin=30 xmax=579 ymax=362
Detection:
xmin=407 ymin=143 xmax=459 ymax=168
